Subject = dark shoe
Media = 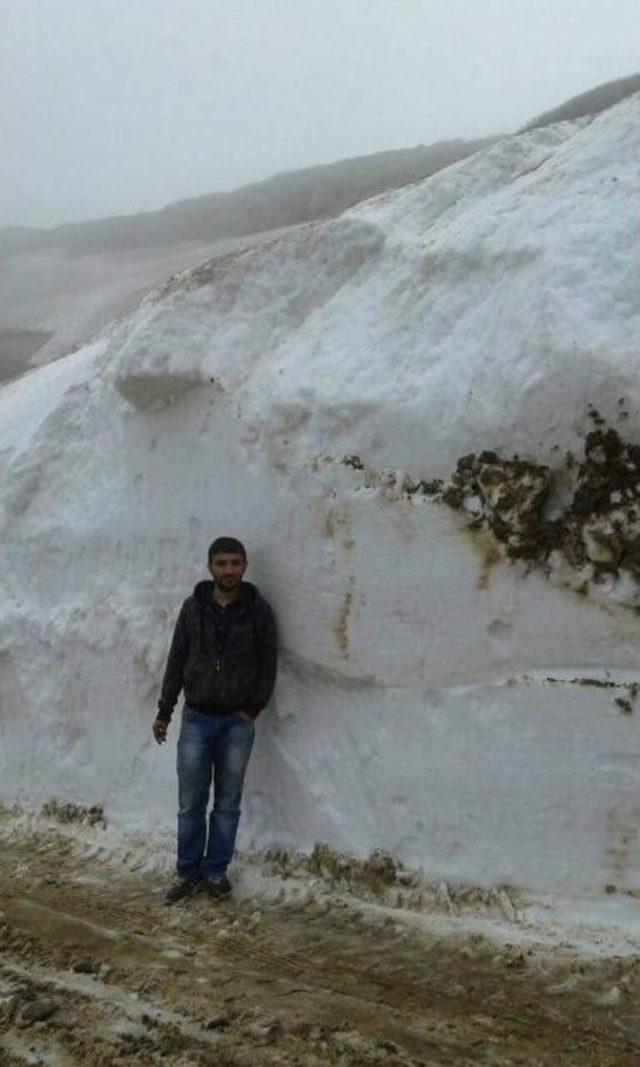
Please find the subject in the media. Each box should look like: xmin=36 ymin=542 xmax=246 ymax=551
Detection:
xmin=201 ymin=875 xmax=232 ymax=901
xmin=164 ymin=874 xmax=201 ymax=904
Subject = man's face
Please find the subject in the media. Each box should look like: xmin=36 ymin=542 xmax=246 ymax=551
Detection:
xmin=208 ymin=552 xmax=247 ymax=591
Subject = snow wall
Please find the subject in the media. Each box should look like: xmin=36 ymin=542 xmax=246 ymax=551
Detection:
xmin=1 ymin=96 xmax=639 ymax=897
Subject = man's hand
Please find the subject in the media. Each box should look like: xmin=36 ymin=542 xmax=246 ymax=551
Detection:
xmin=153 ymin=717 xmax=169 ymax=744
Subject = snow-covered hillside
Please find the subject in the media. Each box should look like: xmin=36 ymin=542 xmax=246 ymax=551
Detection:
xmin=1 ymin=96 xmax=638 ymax=906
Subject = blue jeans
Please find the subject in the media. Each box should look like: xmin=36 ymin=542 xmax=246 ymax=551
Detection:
xmin=176 ymin=704 xmax=255 ymax=881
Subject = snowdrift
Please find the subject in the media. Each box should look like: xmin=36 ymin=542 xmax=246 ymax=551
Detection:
xmin=1 ymin=96 xmax=638 ymax=900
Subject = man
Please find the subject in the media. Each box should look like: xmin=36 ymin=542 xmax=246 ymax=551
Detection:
xmin=153 ymin=536 xmax=277 ymax=904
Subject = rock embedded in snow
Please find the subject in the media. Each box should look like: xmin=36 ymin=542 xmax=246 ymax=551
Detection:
xmin=71 ymin=958 xmax=101 ymax=975
xmin=203 ymin=1013 xmax=231 ymax=1030
xmin=1 ymin=96 xmax=639 ymax=908
xmin=18 ymin=998 xmax=59 ymax=1024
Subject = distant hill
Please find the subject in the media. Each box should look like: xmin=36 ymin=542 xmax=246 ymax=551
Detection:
xmin=522 ymin=72 xmax=640 ymax=131
xmin=4 ymin=74 xmax=638 ymax=263
xmin=0 ymin=137 xmax=496 ymax=257
xmin=2 ymin=73 xmax=638 ymax=383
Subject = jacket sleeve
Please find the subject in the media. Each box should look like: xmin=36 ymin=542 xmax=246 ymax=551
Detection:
xmin=157 ymin=603 xmax=190 ymax=722
xmin=246 ymin=605 xmax=278 ymax=719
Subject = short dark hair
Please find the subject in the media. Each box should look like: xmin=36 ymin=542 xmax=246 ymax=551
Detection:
xmin=208 ymin=537 xmax=246 ymax=563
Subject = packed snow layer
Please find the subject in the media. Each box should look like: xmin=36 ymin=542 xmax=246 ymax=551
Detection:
xmin=1 ymin=97 xmax=639 ymax=901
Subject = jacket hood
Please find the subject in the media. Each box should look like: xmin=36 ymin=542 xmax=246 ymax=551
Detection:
xmin=193 ymin=580 xmax=259 ymax=612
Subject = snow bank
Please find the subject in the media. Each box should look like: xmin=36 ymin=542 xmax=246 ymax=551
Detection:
xmin=1 ymin=97 xmax=639 ymax=903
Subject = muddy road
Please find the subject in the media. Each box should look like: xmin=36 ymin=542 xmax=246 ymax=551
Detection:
xmin=0 ymin=825 xmax=637 ymax=1066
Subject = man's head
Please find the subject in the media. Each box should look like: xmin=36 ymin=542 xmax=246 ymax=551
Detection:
xmin=207 ymin=536 xmax=247 ymax=592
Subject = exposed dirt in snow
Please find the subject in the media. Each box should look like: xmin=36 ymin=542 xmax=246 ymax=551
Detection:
xmin=429 ymin=421 xmax=640 ymax=604
xmin=0 ymin=826 xmax=637 ymax=1066
xmin=335 ymin=419 xmax=640 ymax=612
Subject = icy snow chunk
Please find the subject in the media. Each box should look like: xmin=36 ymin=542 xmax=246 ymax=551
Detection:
xmin=109 ymin=217 xmax=383 ymax=409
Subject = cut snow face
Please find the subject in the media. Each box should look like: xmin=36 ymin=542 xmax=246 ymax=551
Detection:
xmin=1 ymin=95 xmax=639 ymax=909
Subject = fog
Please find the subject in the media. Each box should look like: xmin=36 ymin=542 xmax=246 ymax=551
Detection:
xmin=3 ymin=0 xmax=638 ymax=228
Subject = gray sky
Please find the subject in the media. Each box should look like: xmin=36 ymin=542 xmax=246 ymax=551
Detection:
xmin=3 ymin=0 xmax=638 ymax=229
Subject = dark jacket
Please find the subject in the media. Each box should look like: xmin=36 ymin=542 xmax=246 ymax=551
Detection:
xmin=157 ymin=580 xmax=277 ymax=722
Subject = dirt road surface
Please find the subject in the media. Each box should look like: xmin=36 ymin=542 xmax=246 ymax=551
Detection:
xmin=0 ymin=823 xmax=638 ymax=1066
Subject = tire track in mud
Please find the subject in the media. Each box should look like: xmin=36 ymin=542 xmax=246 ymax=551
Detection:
xmin=0 ymin=896 xmax=467 ymax=1066
xmin=0 ymin=947 xmax=475 ymax=1067
xmin=207 ymin=923 xmax=638 ymax=1065
xmin=0 ymin=828 xmax=638 ymax=1066
xmin=1 ymin=954 xmax=226 ymax=1046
